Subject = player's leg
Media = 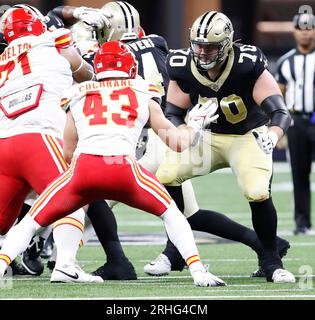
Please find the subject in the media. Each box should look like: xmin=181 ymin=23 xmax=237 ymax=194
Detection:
xmin=23 ymin=134 xmax=86 ymax=277
xmin=0 ymin=160 xmax=103 ymax=282
xmin=230 ymin=127 xmax=295 ymax=283
xmin=87 ymin=201 xmax=136 ymax=280
xmin=120 ymin=156 xmax=225 ymax=286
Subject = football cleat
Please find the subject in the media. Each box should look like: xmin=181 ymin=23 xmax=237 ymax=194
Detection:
xmin=251 ymin=238 xmax=291 ymax=278
xmin=51 ymin=264 xmax=103 ymax=283
xmin=144 ymin=254 xmax=171 ymax=276
xmin=271 ymin=269 xmax=296 ymax=283
xmin=91 ymin=259 xmax=137 ymax=280
xmin=10 ymin=260 xmax=30 ymax=276
xmin=40 ymin=234 xmax=54 ymax=259
xmin=192 ymin=270 xmax=226 ymax=287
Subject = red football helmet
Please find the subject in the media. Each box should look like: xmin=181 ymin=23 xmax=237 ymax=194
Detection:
xmin=138 ymin=26 xmax=146 ymax=38
xmin=94 ymin=41 xmax=138 ymax=80
xmin=3 ymin=8 xmax=46 ymax=43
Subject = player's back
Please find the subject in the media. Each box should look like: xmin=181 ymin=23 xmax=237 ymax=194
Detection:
xmin=65 ymin=78 xmax=161 ymax=157
xmin=0 ymin=29 xmax=73 ymax=139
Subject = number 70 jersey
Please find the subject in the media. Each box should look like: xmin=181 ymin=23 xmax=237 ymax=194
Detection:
xmin=167 ymin=43 xmax=270 ymax=135
xmin=62 ymin=78 xmax=161 ymax=157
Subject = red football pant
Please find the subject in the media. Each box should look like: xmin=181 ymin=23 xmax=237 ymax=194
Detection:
xmin=0 ymin=133 xmax=68 ymax=234
xmin=29 ymin=154 xmax=172 ymax=226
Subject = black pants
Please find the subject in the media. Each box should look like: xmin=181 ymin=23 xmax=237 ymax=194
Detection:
xmin=287 ymin=115 xmax=315 ymax=229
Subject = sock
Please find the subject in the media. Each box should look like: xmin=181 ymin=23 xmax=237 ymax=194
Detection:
xmin=0 ymin=215 xmax=40 ymax=276
xmin=250 ymin=198 xmax=278 ymax=252
xmin=188 ymin=209 xmax=261 ymax=251
xmin=87 ymin=200 xmax=127 ymax=263
xmin=161 ymin=201 xmax=203 ymax=272
xmin=53 ymin=208 xmax=85 ymax=267
xmin=165 ymin=186 xmax=184 ymax=212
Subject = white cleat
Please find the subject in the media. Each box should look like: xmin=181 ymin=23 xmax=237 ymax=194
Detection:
xmin=50 ymin=264 xmax=103 ymax=283
xmin=192 ymin=270 xmax=226 ymax=287
xmin=144 ymin=254 xmax=171 ymax=276
xmin=272 ymin=269 xmax=296 ymax=283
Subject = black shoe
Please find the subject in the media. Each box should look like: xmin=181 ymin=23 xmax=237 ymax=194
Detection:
xmin=40 ymin=234 xmax=54 ymax=259
xmin=251 ymin=238 xmax=290 ymax=278
xmin=10 ymin=260 xmax=30 ymax=276
xmin=21 ymin=236 xmax=44 ymax=276
xmin=47 ymin=260 xmax=56 ymax=272
xmin=91 ymin=259 xmax=137 ymax=280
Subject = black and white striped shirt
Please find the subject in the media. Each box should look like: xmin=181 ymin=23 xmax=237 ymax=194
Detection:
xmin=275 ymin=48 xmax=315 ymax=114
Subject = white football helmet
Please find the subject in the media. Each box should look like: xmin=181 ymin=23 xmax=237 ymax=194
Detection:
xmin=97 ymin=1 xmax=140 ymax=44
xmin=190 ymin=11 xmax=234 ymax=70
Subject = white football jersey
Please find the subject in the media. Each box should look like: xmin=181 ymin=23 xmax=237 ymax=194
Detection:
xmin=0 ymin=28 xmax=74 ymax=139
xmin=62 ymin=78 xmax=161 ymax=157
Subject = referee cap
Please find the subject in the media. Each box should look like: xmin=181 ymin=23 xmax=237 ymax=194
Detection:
xmin=293 ymin=13 xmax=315 ymax=30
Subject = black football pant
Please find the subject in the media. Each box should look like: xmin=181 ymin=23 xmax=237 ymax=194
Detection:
xmin=287 ymin=115 xmax=315 ymax=229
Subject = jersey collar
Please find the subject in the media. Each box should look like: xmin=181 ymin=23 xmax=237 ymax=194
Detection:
xmin=190 ymin=48 xmax=235 ymax=92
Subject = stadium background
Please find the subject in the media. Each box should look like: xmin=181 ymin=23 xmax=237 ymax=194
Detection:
xmin=0 ymin=0 xmax=314 ymax=300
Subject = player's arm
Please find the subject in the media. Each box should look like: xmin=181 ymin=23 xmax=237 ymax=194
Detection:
xmin=63 ymin=111 xmax=78 ymax=164
xmin=50 ymin=6 xmax=110 ymax=29
xmin=252 ymin=69 xmax=291 ymax=153
xmin=150 ymin=98 xmax=218 ymax=152
xmin=149 ymin=99 xmax=195 ymax=152
xmin=165 ymin=80 xmax=192 ymax=128
xmin=61 ymin=46 xmax=95 ymax=83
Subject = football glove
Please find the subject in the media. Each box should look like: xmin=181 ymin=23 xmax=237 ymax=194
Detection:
xmin=252 ymin=130 xmax=278 ymax=154
xmin=73 ymin=7 xmax=111 ymax=30
xmin=187 ymin=100 xmax=219 ymax=133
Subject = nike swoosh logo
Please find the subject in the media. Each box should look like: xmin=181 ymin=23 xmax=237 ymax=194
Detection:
xmin=55 ymin=269 xmax=79 ymax=279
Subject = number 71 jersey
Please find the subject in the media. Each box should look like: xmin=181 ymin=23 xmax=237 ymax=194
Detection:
xmin=167 ymin=43 xmax=269 ymax=134
xmin=62 ymin=78 xmax=161 ymax=157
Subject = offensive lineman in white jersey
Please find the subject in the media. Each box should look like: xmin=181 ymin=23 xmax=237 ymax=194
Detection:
xmin=0 ymin=40 xmax=225 ymax=287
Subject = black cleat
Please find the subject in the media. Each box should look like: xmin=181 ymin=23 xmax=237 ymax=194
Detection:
xmin=251 ymin=238 xmax=290 ymax=278
xmin=91 ymin=259 xmax=137 ymax=280
xmin=47 ymin=260 xmax=56 ymax=272
xmin=21 ymin=236 xmax=45 ymax=276
xmin=10 ymin=260 xmax=30 ymax=276
xmin=40 ymin=234 xmax=54 ymax=259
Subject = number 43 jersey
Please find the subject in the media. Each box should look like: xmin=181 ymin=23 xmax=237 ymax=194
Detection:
xmin=167 ymin=43 xmax=269 ymax=134
xmin=61 ymin=79 xmax=161 ymax=157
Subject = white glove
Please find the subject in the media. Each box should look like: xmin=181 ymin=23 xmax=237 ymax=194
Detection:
xmin=73 ymin=7 xmax=111 ymax=30
xmin=252 ymin=130 xmax=278 ymax=154
xmin=187 ymin=100 xmax=219 ymax=133
xmin=190 ymin=263 xmax=226 ymax=287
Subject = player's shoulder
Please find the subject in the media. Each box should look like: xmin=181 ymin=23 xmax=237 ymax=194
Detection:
xmin=131 ymin=78 xmax=162 ymax=100
xmin=144 ymin=34 xmax=169 ymax=53
xmin=166 ymin=48 xmax=191 ymax=77
xmin=38 ymin=28 xmax=73 ymax=49
xmin=233 ymin=42 xmax=268 ymax=72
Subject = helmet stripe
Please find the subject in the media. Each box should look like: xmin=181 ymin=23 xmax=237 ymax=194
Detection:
xmin=197 ymin=11 xmax=217 ymax=38
xmin=122 ymin=1 xmax=135 ymax=29
xmin=117 ymin=1 xmax=134 ymax=33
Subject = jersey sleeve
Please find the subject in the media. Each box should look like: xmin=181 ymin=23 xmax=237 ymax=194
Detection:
xmin=166 ymin=51 xmax=191 ymax=94
xmin=60 ymin=85 xmax=79 ymax=112
xmin=148 ymin=83 xmax=162 ymax=105
xmin=252 ymin=46 xmax=269 ymax=81
xmin=54 ymin=29 xmax=73 ymax=49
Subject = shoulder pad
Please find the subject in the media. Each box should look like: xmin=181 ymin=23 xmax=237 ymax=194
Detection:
xmin=145 ymin=34 xmax=169 ymax=54
xmin=132 ymin=78 xmax=162 ymax=103
xmin=60 ymin=84 xmax=81 ymax=111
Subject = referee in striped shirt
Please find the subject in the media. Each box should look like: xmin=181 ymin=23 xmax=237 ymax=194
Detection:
xmin=275 ymin=13 xmax=315 ymax=235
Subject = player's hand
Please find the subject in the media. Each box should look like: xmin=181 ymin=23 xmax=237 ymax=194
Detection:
xmin=73 ymin=7 xmax=111 ymax=30
xmin=187 ymin=100 xmax=219 ymax=133
xmin=252 ymin=130 xmax=278 ymax=154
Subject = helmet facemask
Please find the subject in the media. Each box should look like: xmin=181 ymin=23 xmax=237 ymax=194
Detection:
xmin=190 ymin=37 xmax=230 ymax=70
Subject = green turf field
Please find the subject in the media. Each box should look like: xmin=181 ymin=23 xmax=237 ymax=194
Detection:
xmin=0 ymin=163 xmax=314 ymax=300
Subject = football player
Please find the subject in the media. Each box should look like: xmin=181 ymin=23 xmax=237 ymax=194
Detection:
xmin=152 ymin=12 xmax=295 ymax=283
xmin=0 ymin=40 xmax=225 ymax=287
xmin=0 ymin=8 xmax=105 ymax=282
xmin=82 ymin=1 xmax=291 ymax=280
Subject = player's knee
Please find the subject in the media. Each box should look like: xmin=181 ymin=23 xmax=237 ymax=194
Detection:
xmin=243 ymin=183 xmax=269 ymax=202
